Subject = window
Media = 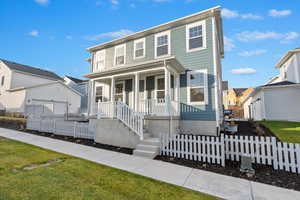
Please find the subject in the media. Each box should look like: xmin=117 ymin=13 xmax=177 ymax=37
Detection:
xmin=114 ymin=44 xmax=126 ymax=66
xmin=155 ymin=76 xmax=165 ymax=100
xmin=187 ymin=70 xmax=208 ymax=104
xmin=134 ymin=38 xmax=145 ymax=59
xmin=1 ymin=76 xmax=4 ymax=86
xmin=95 ymin=50 xmax=105 ymax=71
xmin=95 ymin=86 xmax=103 ymax=102
xmin=115 ymin=82 xmax=124 ymax=102
xmin=186 ymin=20 xmax=206 ymax=52
xmin=155 ymin=31 xmax=170 ymax=58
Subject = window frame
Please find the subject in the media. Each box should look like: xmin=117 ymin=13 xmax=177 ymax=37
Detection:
xmin=154 ymin=30 xmax=171 ymax=59
xmin=114 ymin=44 xmax=126 ymax=66
xmin=94 ymin=50 xmax=106 ymax=72
xmin=114 ymin=81 xmax=126 ymax=103
xmin=154 ymin=75 xmax=165 ymax=101
xmin=186 ymin=20 xmax=206 ymax=53
xmin=133 ymin=38 xmax=146 ymax=59
xmin=187 ymin=69 xmax=208 ymax=105
xmin=95 ymin=86 xmax=104 ymax=103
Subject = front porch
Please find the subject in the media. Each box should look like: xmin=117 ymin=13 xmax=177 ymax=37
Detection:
xmin=89 ymin=57 xmax=184 ymax=118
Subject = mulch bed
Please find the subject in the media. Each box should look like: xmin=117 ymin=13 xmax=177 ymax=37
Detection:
xmin=155 ymin=155 xmax=300 ymax=191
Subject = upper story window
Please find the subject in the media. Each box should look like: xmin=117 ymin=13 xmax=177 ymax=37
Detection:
xmin=187 ymin=69 xmax=208 ymax=105
xmin=155 ymin=31 xmax=170 ymax=58
xmin=134 ymin=38 xmax=145 ymax=59
xmin=95 ymin=50 xmax=105 ymax=71
xmin=186 ymin=20 xmax=206 ymax=52
xmin=1 ymin=76 xmax=4 ymax=86
xmin=114 ymin=44 xmax=126 ymax=66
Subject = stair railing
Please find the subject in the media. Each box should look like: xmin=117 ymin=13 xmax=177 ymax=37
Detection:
xmin=116 ymin=101 xmax=144 ymax=140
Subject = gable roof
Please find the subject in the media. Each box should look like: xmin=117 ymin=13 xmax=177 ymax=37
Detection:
xmin=233 ymin=88 xmax=248 ymax=97
xmin=65 ymin=76 xmax=88 ymax=84
xmin=275 ymin=48 xmax=300 ymax=68
xmin=262 ymin=81 xmax=296 ymax=87
xmin=0 ymin=59 xmax=63 ymax=81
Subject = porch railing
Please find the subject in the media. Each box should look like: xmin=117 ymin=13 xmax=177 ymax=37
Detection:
xmin=116 ymin=101 xmax=144 ymax=140
xmin=97 ymin=101 xmax=115 ymax=118
xmin=139 ymin=98 xmax=180 ymax=116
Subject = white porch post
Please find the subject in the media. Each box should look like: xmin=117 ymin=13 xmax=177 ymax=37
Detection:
xmin=164 ymin=67 xmax=171 ymax=115
xmin=90 ymin=80 xmax=95 ymax=115
xmin=111 ymin=76 xmax=115 ymax=118
xmin=134 ymin=72 xmax=139 ymax=112
xmin=175 ymin=74 xmax=180 ymax=114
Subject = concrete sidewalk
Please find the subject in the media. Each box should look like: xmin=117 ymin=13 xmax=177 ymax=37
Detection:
xmin=0 ymin=128 xmax=299 ymax=200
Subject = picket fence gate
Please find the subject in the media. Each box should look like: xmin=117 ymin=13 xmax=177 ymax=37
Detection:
xmin=26 ymin=118 xmax=94 ymax=140
xmin=160 ymin=134 xmax=300 ymax=174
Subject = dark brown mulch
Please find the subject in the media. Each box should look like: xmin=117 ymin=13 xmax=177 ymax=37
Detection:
xmin=25 ymin=130 xmax=133 ymax=155
xmin=229 ymin=121 xmax=277 ymax=138
xmin=155 ymin=155 xmax=300 ymax=191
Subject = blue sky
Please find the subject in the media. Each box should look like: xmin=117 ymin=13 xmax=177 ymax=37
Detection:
xmin=0 ymin=0 xmax=299 ymax=88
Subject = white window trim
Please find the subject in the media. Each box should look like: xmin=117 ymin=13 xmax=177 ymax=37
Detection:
xmin=133 ymin=38 xmax=146 ymax=60
xmin=94 ymin=50 xmax=106 ymax=72
xmin=115 ymin=81 xmax=126 ymax=103
xmin=114 ymin=44 xmax=126 ymax=67
xmin=186 ymin=20 xmax=207 ymax=53
xmin=154 ymin=75 xmax=165 ymax=101
xmin=95 ymin=85 xmax=104 ymax=102
xmin=187 ymin=69 xmax=208 ymax=105
xmin=154 ymin=30 xmax=171 ymax=59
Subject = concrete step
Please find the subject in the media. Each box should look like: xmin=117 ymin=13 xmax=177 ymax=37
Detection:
xmin=143 ymin=133 xmax=151 ymax=139
xmin=135 ymin=144 xmax=159 ymax=152
xmin=133 ymin=149 xmax=158 ymax=159
xmin=140 ymin=137 xmax=160 ymax=146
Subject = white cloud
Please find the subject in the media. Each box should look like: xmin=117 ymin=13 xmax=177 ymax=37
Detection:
xmin=221 ymin=8 xmax=262 ymax=20
xmin=129 ymin=3 xmax=136 ymax=8
xmin=221 ymin=8 xmax=239 ymax=19
xmin=269 ymin=9 xmax=292 ymax=17
xmin=110 ymin=0 xmax=119 ymax=5
xmin=152 ymin=0 xmax=171 ymax=2
xmin=84 ymin=29 xmax=134 ymax=41
xmin=34 ymin=0 xmax=49 ymax=5
xmin=238 ymin=49 xmax=267 ymax=57
xmin=224 ymin=36 xmax=235 ymax=51
xmin=28 ymin=30 xmax=39 ymax=37
xmin=231 ymin=68 xmax=257 ymax=75
xmin=66 ymin=35 xmax=73 ymax=40
xmin=236 ymin=31 xmax=299 ymax=43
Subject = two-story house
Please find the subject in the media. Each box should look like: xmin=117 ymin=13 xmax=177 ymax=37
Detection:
xmin=243 ymin=48 xmax=300 ymax=121
xmin=0 ymin=59 xmax=82 ymax=115
xmin=84 ymin=6 xmax=224 ymax=157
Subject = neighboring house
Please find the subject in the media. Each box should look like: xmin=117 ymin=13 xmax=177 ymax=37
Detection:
xmin=0 ymin=59 xmax=82 ymax=115
xmin=83 ymin=5 xmax=224 ymax=155
xmin=223 ymin=87 xmax=253 ymax=118
xmin=64 ymin=76 xmax=89 ymax=114
xmin=243 ymin=48 xmax=300 ymax=122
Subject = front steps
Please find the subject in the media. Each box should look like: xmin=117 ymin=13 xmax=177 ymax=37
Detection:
xmin=133 ymin=137 xmax=160 ymax=159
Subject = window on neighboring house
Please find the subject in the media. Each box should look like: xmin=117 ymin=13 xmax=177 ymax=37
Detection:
xmin=95 ymin=86 xmax=103 ymax=103
xmin=134 ymin=38 xmax=145 ymax=59
xmin=187 ymin=70 xmax=208 ymax=104
xmin=114 ymin=44 xmax=126 ymax=66
xmin=155 ymin=31 xmax=170 ymax=58
xmin=1 ymin=76 xmax=4 ymax=86
xmin=95 ymin=50 xmax=105 ymax=71
xmin=186 ymin=20 xmax=206 ymax=52
xmin=155 ymin=76 xmax=165 ymax=100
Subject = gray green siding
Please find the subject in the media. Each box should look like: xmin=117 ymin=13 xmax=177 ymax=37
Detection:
xmin=94 ymin=17 xmax=217 ymax=121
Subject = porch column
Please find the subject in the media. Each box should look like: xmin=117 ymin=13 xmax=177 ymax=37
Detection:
xmin=134 ymin=72 xmax=139 ymax=112
xmin=164 ymin=67 xmax=171 ymax=115
xmin=90 ymin=80 xmax=95 ymax=115
xmin=175 ymin=74 xmax=180 ymax=114
xmin=110 ymin=76 xmax=115 ymax=102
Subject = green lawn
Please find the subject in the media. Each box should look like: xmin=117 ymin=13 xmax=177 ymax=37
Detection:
xmin=0 ymin=137 xmax=220 ymax=200
xmin=259 ymin=121 xmax=300 ymax=143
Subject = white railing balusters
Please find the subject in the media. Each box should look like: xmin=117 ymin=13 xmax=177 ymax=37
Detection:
xmin=139 ymin=98 xmax=180 ymax=116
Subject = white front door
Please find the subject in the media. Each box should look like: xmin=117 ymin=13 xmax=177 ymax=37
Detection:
xmin=115 ymin=81 xmax=125 ymax=103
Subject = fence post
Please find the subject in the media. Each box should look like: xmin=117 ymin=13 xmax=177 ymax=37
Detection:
xmin=220 ymin=134 xmax=225 ymax=167
xmin=73 ymin=121 xmax=77 ymax=138
xmin=272 ymin=137 xmax=278 ymax=170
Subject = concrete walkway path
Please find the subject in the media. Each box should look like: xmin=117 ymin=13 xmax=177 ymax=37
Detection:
xmin=0 ymin=128 xmax=299 ymax=200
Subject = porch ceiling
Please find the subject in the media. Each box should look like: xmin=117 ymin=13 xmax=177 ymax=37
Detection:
xmin=83 ymin=56 xmax=185 ymax=79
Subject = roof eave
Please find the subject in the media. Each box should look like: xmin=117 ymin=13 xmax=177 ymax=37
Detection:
xmin=275 ymin=49 xmax=300 ymax=68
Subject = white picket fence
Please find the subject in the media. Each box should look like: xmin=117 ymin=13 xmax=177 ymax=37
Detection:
xmin=26 ymin=118 xmax=94 ymax=140
xmin=160 ymin=134 xmax=300 ymax=174
xmin=160 ymin=134 xmax=225 ymax=166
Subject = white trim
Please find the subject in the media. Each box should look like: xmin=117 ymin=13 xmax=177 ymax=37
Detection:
xmin=154 ymin=75 xmax=165 ymax=100
xmin=154 ymin=30 xmax=171 ymax=59
xmin=114 ymin=44 xmax=126 ymax=67
xmin=94 ymin=49 xmax=106 ymax=72
xmin=133 ymin=38 xmax=146 ymax=60
xmin=115 ymin=81 xmax=126 ymax=103
xmin=186 ymin=20 xmax=207 ymax=53
xmin=187 ymin=69 xmax=208 ymax=105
